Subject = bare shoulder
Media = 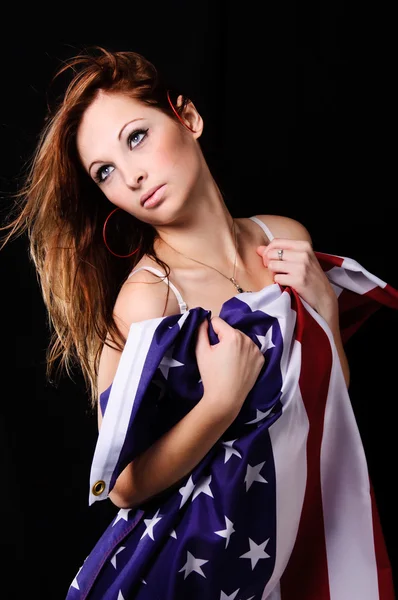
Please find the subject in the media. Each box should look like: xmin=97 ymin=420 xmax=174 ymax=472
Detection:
xmin=97 ymin=264 xmax=180 ymax=421
xmin=254 ymin=214 xmax=312 ymax=244
xmin=114 ymin=266 xmax=180 ymax=338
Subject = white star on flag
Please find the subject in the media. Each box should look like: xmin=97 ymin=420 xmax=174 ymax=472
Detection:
xmin=245 ymin=462 xmax=268 ymax=491
xmin=220 ymin=589 xmax=240 ymax=600
xmin=158 ymin=347 xmax=184 ymax=379
xmin=170 ymin=529 xmax=177 ymax=538
xmin=140 ymin=509 xmax=162 ymax=540
xmin=215 ymin=516 xmax=236 ymax=548
xmin=192 ymin=474 xmax=214 ymax=501
xmin=111 ymin=546 xmax=126 ymax=568
xmin=256 ymin=326 xmax=275 ymax=353
xmin=112 ymin=508 xmax=131 ymax=526
xmin=70 ymin=565 xmax=83 ymax=590
xmin=240 ymin=537 xmax=270 ymax=569
xmin=178 ymin=551 xmax=209 ymax=579
xmin=179 ymin=475 xmax=196 ymax=508
xmin=244 ymin=408 xmax=273 ymax=425
xmin=222 ymin=439 xmax=242 ymax=463
xmin=117 ymin=591 xmax=125 ymax=600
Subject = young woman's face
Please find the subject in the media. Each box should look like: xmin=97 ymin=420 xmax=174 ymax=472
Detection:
xmin=77 ymin=91 xmax=203 ymax=224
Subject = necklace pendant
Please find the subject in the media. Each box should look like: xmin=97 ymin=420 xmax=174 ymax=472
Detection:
xmin=230 ymin=277 xmax=245 ymax=293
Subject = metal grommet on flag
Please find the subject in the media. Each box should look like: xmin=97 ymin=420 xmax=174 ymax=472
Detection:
xmin=92 ymin=480 xmax=106 ymax=496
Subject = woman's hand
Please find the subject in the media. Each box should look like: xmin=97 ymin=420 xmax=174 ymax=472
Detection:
xmin=195 ymin=316 xmax=265 ymax=417
xmin=256 ymin=239 xmax=338 ymax=325
xmin=257 ymin=238 xmax=350 ymax=387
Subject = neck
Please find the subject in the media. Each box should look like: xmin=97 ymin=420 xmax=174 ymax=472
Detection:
xmin=153 ymin=176 xmax=244 ymax=275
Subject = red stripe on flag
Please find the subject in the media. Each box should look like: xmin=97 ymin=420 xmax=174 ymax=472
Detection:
xmin=315 ymin=252 xmax=345 ymax=271
xmin=338 ymin=285 xmax=398 ymax=344
xmin=280 ymin=291 xmax=332 ymax=599
xmin=338 ymin=288 xmax=382 ymax=343
xmin=368 ymin=283 xmax=398 ymax=309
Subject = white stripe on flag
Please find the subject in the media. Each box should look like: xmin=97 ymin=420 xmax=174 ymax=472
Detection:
xmin=261 ymin=339 xmax=308 ymax=599
xmin=326 ymin=259 xmax=387 ymax=295
xmin=89 ymin=312 xmax=190 ymax=504
xmin=244 ymin=291 xmax=309 ymax=600
xmin=307 ymin=302 xmax=380 ymax=599
xmin=265 ymin=582 xmax=281 ymax=600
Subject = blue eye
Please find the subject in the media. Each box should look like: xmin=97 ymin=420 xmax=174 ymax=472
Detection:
xmin=127 ymin=128 xmax=148 ymax=148
xmin=93 ymin=128 xmax=149 ymax=184
xmin=95 ymin=165 xmax=115 ymax=183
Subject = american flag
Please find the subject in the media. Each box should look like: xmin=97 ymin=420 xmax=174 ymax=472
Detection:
xmin=66 ymin=252 xmax=397 ymax=600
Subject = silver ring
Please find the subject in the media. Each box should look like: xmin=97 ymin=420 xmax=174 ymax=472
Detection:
xmin=277 ymin=249 xmax=284 ymax=261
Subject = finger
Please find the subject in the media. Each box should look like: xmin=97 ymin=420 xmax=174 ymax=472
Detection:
xmin=261 ymin=238 xmax=312 ymax=254
xmin=267 ymin=259 xmax=292 ymax=274
xmin=209 ymin=315 xmax=228 ymax=340
xmin=272 ymin=273 xmax=294 ymax=286
xmin=195 ymin=318 xmax=209 ymax=348
xmin=256 ymin=245 xmax=268 ymax=256
xmin=256 ymin=245 xmax=269 ymax=267
xmin=265 ymin=249 xmax=308 ymax=264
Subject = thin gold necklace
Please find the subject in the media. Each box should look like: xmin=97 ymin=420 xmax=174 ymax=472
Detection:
xmin=160 ymin=219 xmax=252 ymax=293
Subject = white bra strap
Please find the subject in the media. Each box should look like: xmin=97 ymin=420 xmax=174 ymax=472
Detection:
xmin=249 ymin=216 xmax=274 ymax=242
xmin=127 ymin=266 xmax=188 ymax=314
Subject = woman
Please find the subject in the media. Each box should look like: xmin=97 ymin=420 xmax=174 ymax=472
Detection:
xmin=1 ymin=47 xmax=396 ymax=599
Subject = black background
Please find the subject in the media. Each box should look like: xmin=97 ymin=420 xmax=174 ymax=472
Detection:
xmin=1 ymin=2 xmax=397 ymax=598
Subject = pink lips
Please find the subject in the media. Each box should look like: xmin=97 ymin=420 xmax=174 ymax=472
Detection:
xmin=141 ymin=184 xmax=167 ymax=208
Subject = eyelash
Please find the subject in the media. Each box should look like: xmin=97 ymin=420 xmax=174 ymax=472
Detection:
xmin=94 ymin=128 xmax=149 ymax=183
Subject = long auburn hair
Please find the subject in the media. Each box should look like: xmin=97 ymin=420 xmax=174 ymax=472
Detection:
xmin=0 ymin=46 xmax=192 ymax=409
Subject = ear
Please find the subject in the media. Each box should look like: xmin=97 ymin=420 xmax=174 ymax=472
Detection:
xmin=176 ymin=94 xmax=203 ymax=139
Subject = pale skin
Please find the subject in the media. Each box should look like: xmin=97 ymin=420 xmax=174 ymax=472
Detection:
xmin=77 ymin=90 xmax=350 ymax=508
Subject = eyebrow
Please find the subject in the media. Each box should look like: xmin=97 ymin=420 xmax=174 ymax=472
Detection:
xmin=88 ymin=117 xmax=146 ymax=175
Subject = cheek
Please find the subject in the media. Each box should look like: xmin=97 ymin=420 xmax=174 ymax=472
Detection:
xmin=103 ymin=180 xmax=131 ymax=211
xmin=153 ymin=130 xmax=197 ymax=173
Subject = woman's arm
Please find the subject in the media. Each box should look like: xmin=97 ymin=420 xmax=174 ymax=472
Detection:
xmin=97 ymin=270 xmax=261 ymax=509
xmin=255 ymin=215 xmax=350 ymax=387
xmin=316 ymin=295 xmax=350 ymax=388
xmin=108 ymin=390 xmax=239 ymax=509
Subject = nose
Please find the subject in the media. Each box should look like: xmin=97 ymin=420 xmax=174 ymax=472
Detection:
xmin=122 ymin=166 xmax=147 ymax=189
